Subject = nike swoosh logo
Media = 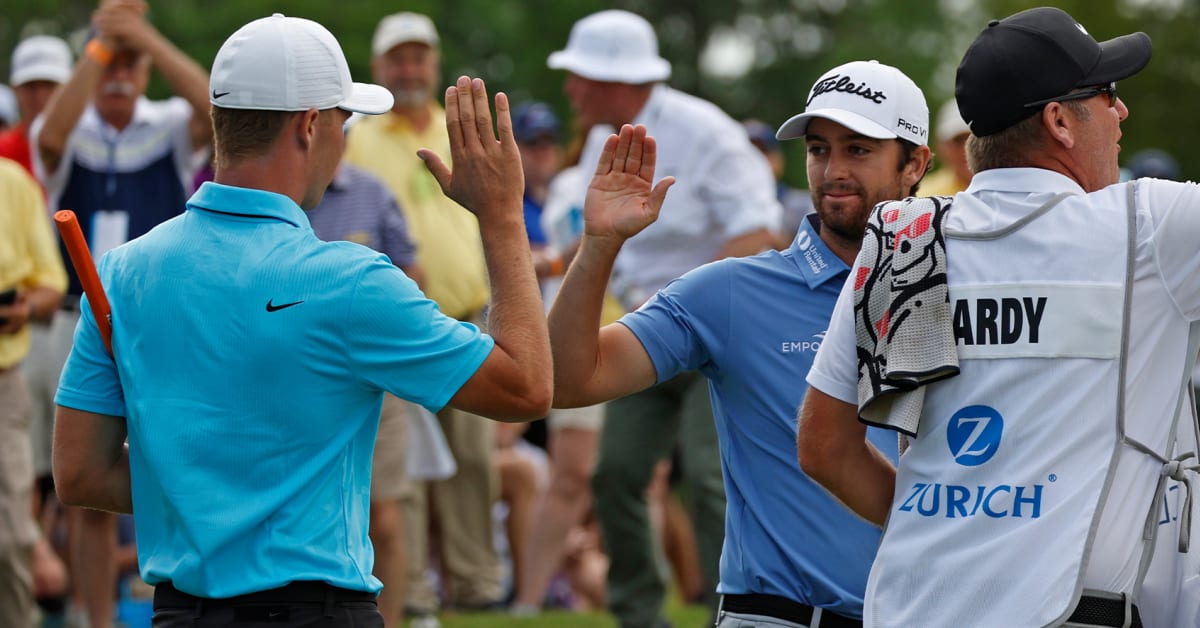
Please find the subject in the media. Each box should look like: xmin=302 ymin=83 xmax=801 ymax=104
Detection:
xmin=265 ymin=299 xmax=304 ymax=312
xmin=211 ymin=89 xmax=230 ymax=99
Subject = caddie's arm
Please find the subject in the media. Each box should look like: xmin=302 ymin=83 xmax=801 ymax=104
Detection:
xmin=548 ymin=124 xmax=674 ymax=409
xmin=53 ymin=406 xmax=132 ymax=514
xmin=797 ymin=387 xmax=895 ymax=527
xmin=420 ymin=76 xmax=551 ymax=421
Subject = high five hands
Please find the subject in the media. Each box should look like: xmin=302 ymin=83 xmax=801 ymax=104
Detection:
xmin=419 ymin=76 xmax=524 ymax=227
xmin=584 ymin=124 xmax=675 ymax=244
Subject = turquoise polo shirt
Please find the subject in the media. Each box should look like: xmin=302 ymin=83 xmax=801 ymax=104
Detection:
xmin=56 ymin=182 xmax=494 ymax=598
xmin=619 ymin=215 xmax=899 ymax=619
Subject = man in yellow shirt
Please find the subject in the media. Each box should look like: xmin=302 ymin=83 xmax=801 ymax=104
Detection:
xmin=344 ymin=12 xmax=500 ymax=623
xmin=920 ymin=98 xmax=973 ymax=196
xmin=0 ymin=157 xmax=67 ymax=628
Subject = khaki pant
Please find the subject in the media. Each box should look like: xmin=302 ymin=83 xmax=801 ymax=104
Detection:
xmin=0 ymin=367 xmax=36 ymax=627
xmin=370 ymin=393 xmax=411 ymax=501
xmin=23 ymin=312 xmax=78 ymax=477
xmin=403 ymin=405 xmax=500 ymax=611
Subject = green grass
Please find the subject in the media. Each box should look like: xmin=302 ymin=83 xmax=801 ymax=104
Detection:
xmin=413 ymin=594 xmax=710 ymax=627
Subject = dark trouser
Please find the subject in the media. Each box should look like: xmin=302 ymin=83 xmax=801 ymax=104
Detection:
xmin=152 ymin=581 xmax=383 ymax=627
xmin=593 ymin=371 xmax=726 ymax=628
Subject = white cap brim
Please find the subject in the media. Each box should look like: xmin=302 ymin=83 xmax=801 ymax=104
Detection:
xmin=341 ymin=82 xmax=394 ymax=115
xmin=776 ymin=108 xmax=898 ymax=141
xmin=12 ymin=63 xmax=70 ymax=86
xmin=547 ymin=50 xmax=670 ymax=84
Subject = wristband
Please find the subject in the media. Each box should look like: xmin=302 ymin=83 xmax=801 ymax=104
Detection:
xmin=85 ymin=39 xmax=114 ymax=67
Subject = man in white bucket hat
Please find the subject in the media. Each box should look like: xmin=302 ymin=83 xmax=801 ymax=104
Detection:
xmin=51 ymin=13 xmax=554 ymax=626
xmin=546 ymin=9 xmax=781 ymax=628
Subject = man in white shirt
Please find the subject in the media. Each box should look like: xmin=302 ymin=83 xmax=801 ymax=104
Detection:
xmin=546 ymin=10 xmax=781 ymax=627
xmin=798 ymin=7 xmax=1197 ymax=628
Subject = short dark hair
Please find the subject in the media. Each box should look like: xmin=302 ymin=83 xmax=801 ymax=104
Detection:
xmin=211 ymin=106 xmax=296 ymax=170
xmin=966 ymin=100 xmax=1090 ymax=173
xmin=898 ymin=138 xmax=931 ymax=196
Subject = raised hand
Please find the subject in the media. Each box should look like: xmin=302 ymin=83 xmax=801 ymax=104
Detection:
xmin=583 ymin=124 xmax=674 ymax=244
xmin=92 ymin=0 xmax=151 ymax=51
xmin=419 ymin=76 xmax=524 ymax=227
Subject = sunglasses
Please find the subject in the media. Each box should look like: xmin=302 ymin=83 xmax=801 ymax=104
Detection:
xmin=1024 ymin=82 xmax=1118 ymax=109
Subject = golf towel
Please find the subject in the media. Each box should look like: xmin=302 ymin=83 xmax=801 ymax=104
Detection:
xmin=854 ymin=195 xmax=958 ymax=436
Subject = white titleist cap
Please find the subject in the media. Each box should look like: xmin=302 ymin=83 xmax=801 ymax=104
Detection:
xmin=10 ymin=35 xmax=72 ymax=86
xmin=547 ymin=10 xmax=670 ymax=84
xmin=209 ymin=13 xmax=393 ymax=114
xmin=372 ymin=12 xmax=439 ymax=56
xmin=776 ymin=60 xmax=929 ymax=146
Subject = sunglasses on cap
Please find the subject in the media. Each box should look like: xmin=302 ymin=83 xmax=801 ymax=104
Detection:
xmin=1024 ymin=81 xmax=1118 ymax=109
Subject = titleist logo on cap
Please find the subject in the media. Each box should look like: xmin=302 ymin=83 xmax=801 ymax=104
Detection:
xmin=808 ymin=74 xmax=887 ymax=106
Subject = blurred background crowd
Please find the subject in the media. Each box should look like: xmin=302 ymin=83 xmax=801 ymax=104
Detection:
xmin=0 ymin=1 xmax=1191 ymax=628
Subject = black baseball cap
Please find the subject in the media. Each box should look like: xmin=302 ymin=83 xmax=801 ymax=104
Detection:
xmin=956 ymin=7 xmax=1151 ymax=137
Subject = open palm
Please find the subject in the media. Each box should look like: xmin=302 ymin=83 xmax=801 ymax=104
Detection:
xmin=583 ymin=124 xmax=674 ymax=242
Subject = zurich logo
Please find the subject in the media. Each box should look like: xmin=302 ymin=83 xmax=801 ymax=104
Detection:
xmin=946 ymin=405 xmax=1003 ymax=466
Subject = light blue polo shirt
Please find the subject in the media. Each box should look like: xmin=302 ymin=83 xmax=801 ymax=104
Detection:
xmin=619 ymin=215 xmax=899 ymax=619
xmin=56 ymin=182 xmax=494 ymax=598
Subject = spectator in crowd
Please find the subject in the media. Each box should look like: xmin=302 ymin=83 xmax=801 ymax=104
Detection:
xmin=52 ymin=11 xmax=554 ymax=627
xmin=0 ymin=35 xmax=72 ymax=176
xmin=344 ymin=12 xmax=503 ymax=621
xmin=493 ymin=421 xmax=544 ymax=603
xmin=305 ymin=146 xmax=424 ymax=627
xmin=1126 ymin=147 xmax=1180 ymax=180
xmin=920 ymin=98 xmax=973 ymax=195
xmin=547 ymin=10 xmax=781 ymax=627
xmin=798 ymin=7 xmax=1196 ymax=626
xmin=0 ymin=156 xmax=67 ymax=628
xmin=743 ymin=118 xmax=813 ymax=247
xmin=549 ymin=59 xmax=929 ymax=628
xmin=0 ymin=32 xmax=75 ymax=622
xmin=511 ymin=100 xmax=563 ymax=272
xmin=30 ymin=1 xmax=211 ymax=625
xmin=513 ymin=112 xmax=632 ymax=617
xmin=0 ymin=84 xmax=16 ymax=131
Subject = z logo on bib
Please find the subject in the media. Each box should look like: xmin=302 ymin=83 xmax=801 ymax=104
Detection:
xmin=947 ymin=405 xmax=1003 ymax=466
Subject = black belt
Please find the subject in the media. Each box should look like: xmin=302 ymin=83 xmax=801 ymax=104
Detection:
xmin=720 ymin=593 xmax=861 ymax=628
xmin=1067 ymin=594 xmax=1141 ymax=628
xmin=154 ymin=581 xmax=376 ymax=609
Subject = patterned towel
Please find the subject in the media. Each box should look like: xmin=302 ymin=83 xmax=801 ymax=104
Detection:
xmin=854 ymin=195 xmax=958 ymax=436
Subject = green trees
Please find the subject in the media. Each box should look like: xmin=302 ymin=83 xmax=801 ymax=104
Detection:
xmin=4 ymin=0 xmax=1196 ymax=182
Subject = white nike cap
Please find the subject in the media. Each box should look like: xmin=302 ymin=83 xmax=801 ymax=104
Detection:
xmin=209 ymin=13 xmax=393 ymax=114
xmin=776 ymin=60 xmax=929 ymax=147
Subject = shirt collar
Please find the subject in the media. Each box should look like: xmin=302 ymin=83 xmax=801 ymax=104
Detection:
xmin=187 ymin=182 xmax=309 ymax=228
xmin=83 ymin=96 xmax=158 ymax=134
xmin=632 ymin=84 xmax=668 ymax=127
xmin=379 ymin=103 xmax=444 ymax=133
xmin=788 ymin=213 xmax=849 ymax=289
xmin=966 ymin=167 xmax=1087 ymax=197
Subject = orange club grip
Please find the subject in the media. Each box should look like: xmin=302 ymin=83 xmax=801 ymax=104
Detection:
xmin=53 ymin=210 xmax=114 ymax=356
